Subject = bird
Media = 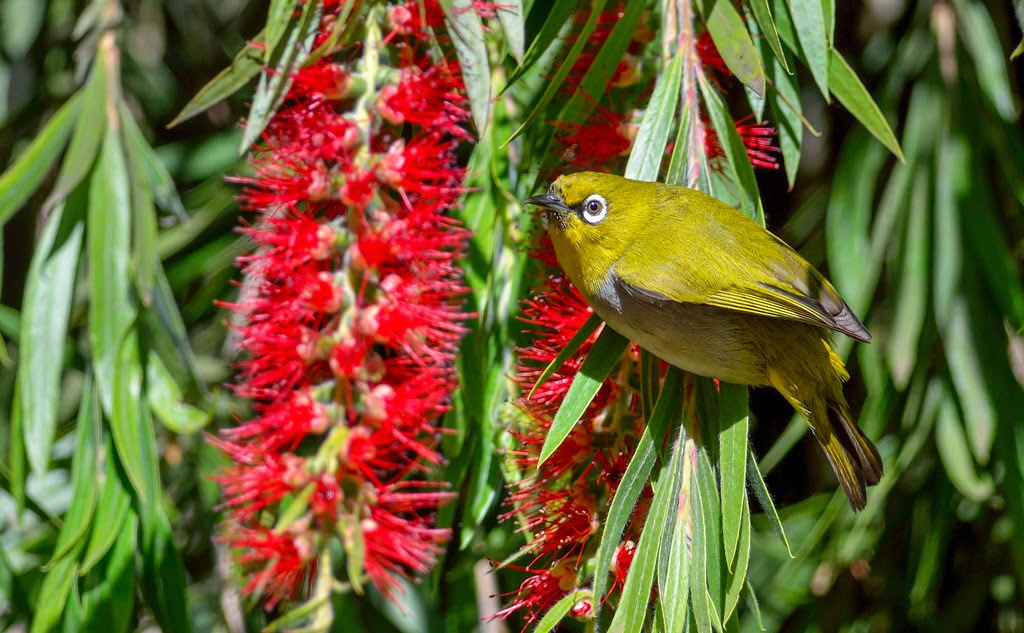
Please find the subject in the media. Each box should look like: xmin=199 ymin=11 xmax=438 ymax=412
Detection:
xmin=525 ymin=171 xmax=883 ymax=510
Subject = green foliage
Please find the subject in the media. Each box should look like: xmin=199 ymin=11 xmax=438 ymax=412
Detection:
xmin=0 ymin=0 xmax=1022 ymax=631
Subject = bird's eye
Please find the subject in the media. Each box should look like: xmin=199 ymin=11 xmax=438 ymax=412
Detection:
xmin=581 ymin=194 xmax=608 ymax=224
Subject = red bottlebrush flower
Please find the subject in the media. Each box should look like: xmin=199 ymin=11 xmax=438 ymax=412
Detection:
xmin=215 ymin=2 xmax=473 ymax=613
xmin=704 ymin=115 xmax=782 ymax=170
xmin=553 ymin=106 xmax=634 ymax=171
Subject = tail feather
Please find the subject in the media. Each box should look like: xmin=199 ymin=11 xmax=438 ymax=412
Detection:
xmin=767 ymin=367 xmax=883 ymax=511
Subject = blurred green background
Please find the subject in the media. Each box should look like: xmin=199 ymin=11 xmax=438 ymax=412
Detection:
xmin=1 ymin=1 xmax=1023 ymax=631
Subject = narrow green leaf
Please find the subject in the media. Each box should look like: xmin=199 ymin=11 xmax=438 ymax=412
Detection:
xmin=496 ymin=0 xmax=525 ymax=63
xmin=717 ymin=382 xmax=748 ymax=570
xmin=608 ymin=434 xmax=685 ymax=633
xmin=265 ymin=0 xmax=296 ymax=62
xmin=706 ymin=0 xmax=765 ymax=96
xmin=18 ymin=198 xmax=84 ymax=475
xmin=532 ymin=590 xmax=590 ymax=633
xmin=0 ymin=94 xmax=81 ymax=226
xmin=47 ymin=375 xmax=100 ymax=565
xmin=111 ymin=331 xmax=162 ymax=504
xmin=1 ymin=0 xmax=47 ymax=58
xmin=764 ymin=39 xmax=802 ymax=187
xmin=828 ymin=49 xmax=904 ymax=162
xmin=29 ymin=552 xmax=81 ymax=633
xmin=747 ymin=455 xmax=792 ymax=557
xmin=746 ymin=0 xmax=789 ymax=71
xmin=146 ymin=352 xmax=211 ymax=434
xmin=88 ymin=124 xmax=134 ymax=417
xmin=957 ymin=1 xmax=1016 ymax=119
xmin=887 ymin=166 xmax=930 ymax=388
xmin=554 ymin=0 xmax=645 ymax=128
xmin=168 ymin=35 xmax=264 ymax=128
xmin=788 ymin=0 xmax=829 ymax=98
xmin=504 ymin=0 xmax=609 ymax=145
xmin=537 ymin=326 xmax=628 ymax=465
xmin=140 ymin=509 xmax=193 ymax=633
xmin=639 ymin=349 xmax=660 ymax=423
xmin=942 ymin=298 xmax=996 ymax=464
xmin=239 ymin=1 xmax=320 ymax=153
xmin=695 ymin=444 xmax=725 ymax=624
xmin=120 ymin=104 xmax=159 ymax=305
xmin=44 ymin=54 xmax=108 ymax=211
xmin=503 ymin=1 xmax=577 ymax=90
xmin=624 ymin=50 xmax=683 ymax=181
xmin=528 ymin=312 xmax=602 ymax=398
xmin=80 ymin=513 xmax=136 ymax=633
xmin=723 ymin=500 xmax=751 ymax=621
xmin=688 ymin=457 xmax=723 ymax=633
xmin=698 ymin=71 xmax=764 ymax=223
xmin=80 ymin=437 xmax=132 ymax=574
xmin=935 ymin=381 xmax=993 ymax=500
xmin=657 ymin=446 xmax=691 ymax=633
xmin=441 ymin=0 xmax=491 ymax=134
xmin=593 ymin=367 xmax=684 ymax=615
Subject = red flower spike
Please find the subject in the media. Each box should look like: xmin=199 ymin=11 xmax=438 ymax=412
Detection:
xmin=214 ymin=2 xmax=474 ymax=611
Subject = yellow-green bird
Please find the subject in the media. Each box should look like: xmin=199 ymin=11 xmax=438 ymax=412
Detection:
xmin=525 ymin=171 xmax=882 ymax=510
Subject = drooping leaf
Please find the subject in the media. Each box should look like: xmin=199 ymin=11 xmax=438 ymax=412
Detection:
xmin=828 ymin=49 xmax=905 ymax=162
xmin=705 ymin=0 xmax=765 ymax=96
xmin=746 ymin=0 xmax=789 ymax=71
xmin=537 ymin=326 xmax=628 ymax=465
xmin=789 ymin=0 xmax=829 ymax=98
xmin=168 ymin=36 xmax=264 ymax=128
xmin=0 ymin=94 xmax=81 ymax=226
xmin=441 ymin=0 xmax=491 ymax=134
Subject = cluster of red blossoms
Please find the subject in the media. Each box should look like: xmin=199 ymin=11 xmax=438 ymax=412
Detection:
xmin=214 ymin=1 xmax=470 ymax=608
xmin=499 ymin=6 xmax=781 ymax=627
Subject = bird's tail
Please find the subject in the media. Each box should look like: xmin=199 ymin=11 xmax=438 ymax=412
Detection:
xmin=768 ymin=367 xmax=883 ymax=511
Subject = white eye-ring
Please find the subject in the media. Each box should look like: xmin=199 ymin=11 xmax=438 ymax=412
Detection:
xmin=581 ymin=194 xmax=608 ymax=224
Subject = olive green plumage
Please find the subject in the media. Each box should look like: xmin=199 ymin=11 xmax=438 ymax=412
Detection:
xmin=526 ymin=171 xmax=883 ymax=510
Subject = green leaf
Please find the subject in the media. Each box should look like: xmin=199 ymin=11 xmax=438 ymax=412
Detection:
xmin=764 ymin=40 xmax=803 ymax=188
xmin=698 ymin=71 xmax=764 ymax=224
xmin=608 ymin=433 xmax=685 ymax=633
xmin=0 ymin=94 xmax=81 ymax=227
xmin=44 ymin=53 xmax=108 ymax=211
xmin=624 ymin=50 xmax=683 ymax=181
xmin=47 ymin=376 xmax=100 ymax=565
xmin=695 ymin=444 xmax=725 ymax=624
xmin=111 ymin=331 xmax=161 ymax=504
xmin=689 ymin=452 xmax=723 ymax=633
xmin=496 ymin=0 xmax=525 ymax=63
xmin=717 ymin=382 xmax=748 ymax=570
xmin=828 ymin=49 xmax=904 ymax=162
xmin=934 ymin=380 xmax=993 ymax=501
xmin=146 ymin=352 xmax=211 ymax=434
xmin=1 ymin=0 xmax=47 ymax=57
xmin=29 ymin=551 xmax=81 ymax=633
xmin=239 ymin=1 xmax=320 ymax=153
xmin=80 ymin=513 xmax=136 ymax=633
xmin=80 ymin=437 xmax=132 ymax=574
xmin=441 ymin=0 xmax=491 ymax=134
xmin=705 ymin=0 xmax=765 ymax=96
xmin=88 ymin=124 xmax=135 ymax=417
xmin=531 ymin=590 xmax=590 ymax=633
xmin=504 ymin=0 xmax=609 ymax=145
xmin=723 ymin=501 xmax=751 ymax=622
xmin=593 ymin=367 xmax=684 ymax=615
xmin=656 ymin=441 xmax=691 ymax=632
xmin=746 ymin=0 xmax=789 ymax=71
xmin=537 ymin=326 xmax=628 ymax=465
xmin=887 ymin=165 xmax=930 ymax=388
xmin=503 ymin=1 xmax=577 ymax=91
xmin=788 ymin=0 xmax=829 ymax=98
xmin=265 ymin=0 xmax=295 ymax=62
xmin=139 ymin=509 xmax=193 ymax=633
xmin=168 ymin=36 xmax=264 ymax=128
xmin=957 ymin=1 xmax=1016 ymax=119
xmin=748 ymin=455 xmax=792 ymax=556
xmin=942 ymin=297 xmax=996 ymax=465
xmin=18 ymin=198 xmax=84 ymax=475
xmin=120 ymin=104 xmax=159 ymax=306
xmin=529 ymin=312 xmax=602 ymax=398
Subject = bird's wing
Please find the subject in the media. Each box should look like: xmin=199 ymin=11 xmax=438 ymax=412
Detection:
xmin=614 ymin=202 xmax=871 ymax=343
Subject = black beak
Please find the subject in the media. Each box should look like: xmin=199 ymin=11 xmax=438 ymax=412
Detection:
xmin=524 ymin=193 xmax=571 ymax=215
